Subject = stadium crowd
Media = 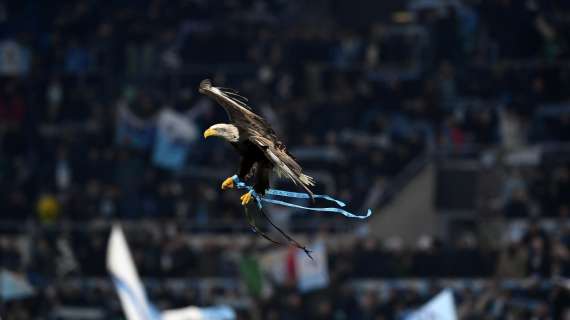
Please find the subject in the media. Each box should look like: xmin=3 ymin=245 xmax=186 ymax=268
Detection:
xmin=1 ymin=0 xmax=570 ymax=319
xmin=1 ymin=221 xmax=569 ymax=319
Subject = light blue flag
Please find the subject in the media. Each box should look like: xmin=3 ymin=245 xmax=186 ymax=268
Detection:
xmin=0 ymin=269 xmax=35 ymax=301
xmin=152 ymin=109 xmax=198 ymax=171
xmin=116 ymin=105 xmax=156 ymax=150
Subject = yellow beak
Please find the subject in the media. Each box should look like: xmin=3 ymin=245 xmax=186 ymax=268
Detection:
xmin=203 ymin=128 xmax=216 ymax=139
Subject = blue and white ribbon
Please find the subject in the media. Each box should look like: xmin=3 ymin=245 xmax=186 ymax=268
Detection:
xmin=231 ymin=175 xmax=372 ymax=219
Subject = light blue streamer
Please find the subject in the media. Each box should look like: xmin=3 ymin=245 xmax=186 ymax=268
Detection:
xmin=265 ymin=189 xmax=346 ymax=207
xmin=231 ymin=175 xmax=372 ymax=219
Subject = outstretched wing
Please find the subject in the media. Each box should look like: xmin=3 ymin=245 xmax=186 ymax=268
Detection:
xmin=199 ymin=79 xmax=315 ymax=199
xmin=249 ymin=134 xmax=315 ymax=200
xmin=199 ymin=79 xmax=261 ymax=125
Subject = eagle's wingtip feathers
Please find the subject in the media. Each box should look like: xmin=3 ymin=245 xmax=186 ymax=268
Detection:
xmin=199 ymin=79 xmax=212 ymax=93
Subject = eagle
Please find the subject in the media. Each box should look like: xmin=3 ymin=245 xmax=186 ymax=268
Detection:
xmin=199 ymin=79 xmax=315 ymax=206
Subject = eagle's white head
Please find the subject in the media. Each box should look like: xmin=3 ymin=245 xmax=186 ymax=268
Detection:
xmin=203 ymin=123 xmax=239 ymax=142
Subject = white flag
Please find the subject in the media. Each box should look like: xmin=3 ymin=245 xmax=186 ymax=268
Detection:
xmin=106 ymin=225 xmax=159 ymax=320
xmin=106 ymin=225 xmax=235 ymax=320
xmin=407 ymin=289 xmax=457 ymax=320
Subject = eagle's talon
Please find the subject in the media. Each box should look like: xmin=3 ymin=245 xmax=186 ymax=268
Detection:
xmin=221 ymin=177 xmax=235 ymax=190
xmin=240 ymin=191 xmax=253 ymax=206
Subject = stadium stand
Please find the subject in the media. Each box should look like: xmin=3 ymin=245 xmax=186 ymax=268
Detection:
xmin=1 ymin=0 xmax=569 ymax=318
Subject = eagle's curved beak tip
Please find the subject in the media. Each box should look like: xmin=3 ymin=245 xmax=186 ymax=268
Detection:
xmin=203 ymin=128 xmax=215 ymax=139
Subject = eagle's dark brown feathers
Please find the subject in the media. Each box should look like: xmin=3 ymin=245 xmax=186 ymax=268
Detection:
xmin=199 ymin=79 xmax=315 ymax=199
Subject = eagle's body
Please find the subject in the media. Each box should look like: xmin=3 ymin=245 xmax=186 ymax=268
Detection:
xmin=230 ymin=139 xmax=272 ymax=194
xmin=200 ymin=79 xmax=314 ymax=203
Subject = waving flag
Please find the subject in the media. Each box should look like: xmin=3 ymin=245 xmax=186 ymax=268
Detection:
xmin=162 ymin=306 xmax=236 ymax=320
xmin=115 ymin=104 xmax=156 ymax=150
xmin=106 ymin=225 xmax=235 ymax=320
xmin=0 ymin=269 xmax=35 ymax=301
xmin=107 ymin=225 xmax=160 ymax=320
xmin=259 ymin=242 xmax=330 ymax=293
xmin=406 ymin=289 xmax=457 ymax=320
xmin=152 ymin=109 xmax=198 ymax=171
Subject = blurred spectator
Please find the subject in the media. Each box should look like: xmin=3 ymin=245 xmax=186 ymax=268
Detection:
xmin=0 ymin=39 xmax=30 ymax=76
xmin=1 ymin=0 xmax=570 ymax=318
xmin=36 ymin=193 xmax=61 ymax=224
xmin=496 ymin=241 xmax=527 ymax=278
xmin=0 ymin=80 xmax=26 ymax=126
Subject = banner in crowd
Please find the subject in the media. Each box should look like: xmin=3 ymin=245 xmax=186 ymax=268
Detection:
xmin=259 ymin=248 xmax=290 ymax=285
xmin=115 ymin=104 xmax=156 ymax=150
xmin=0 ymin=269 xmax=35 ymax=301
xmin=106 ymin=225 xmax=235 ymax=320
xmin=295 ymin=242 xmax=329 ymax=292
xmin=152 ymin=109 xmax=198 ymax=171
xmin=257 ymin=242 xmax=330 ymax=293
xmin=0 ymin=40 xmax=31 ymax=76
xmin=406 ymin=289 xmax=457 ymax=320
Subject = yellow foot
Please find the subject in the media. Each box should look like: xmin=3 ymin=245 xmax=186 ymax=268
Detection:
xmin=240 ymin=191 xmax=254 ymax=206
xmin=221 ymin=176 xmax=235 ymax=190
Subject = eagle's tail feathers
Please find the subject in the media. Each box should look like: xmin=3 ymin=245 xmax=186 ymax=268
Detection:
xmin=273 ymin=163 xmax=315 ymax=201
xmin=299 ymin=182 xmax=315 ymax=202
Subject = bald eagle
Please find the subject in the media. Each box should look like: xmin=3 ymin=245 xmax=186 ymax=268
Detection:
xmin=200 ymin=79 xmax=315 ymax=206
